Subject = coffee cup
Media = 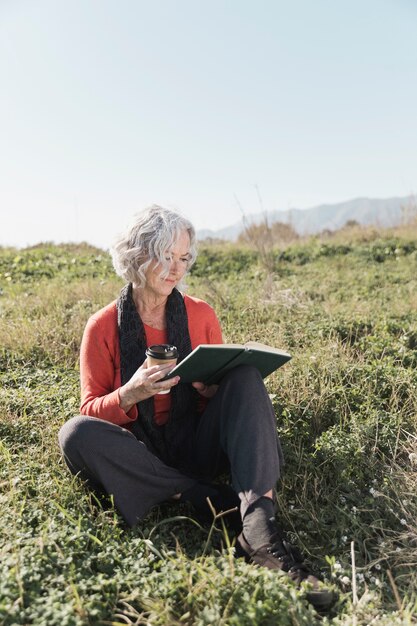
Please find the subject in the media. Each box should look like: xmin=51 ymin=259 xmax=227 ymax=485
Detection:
xmin=145 ymin=344 xmax=179 ymax=394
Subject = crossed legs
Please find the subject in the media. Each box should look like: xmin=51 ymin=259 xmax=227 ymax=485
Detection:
xmin=58 ymin=365 xmax=283 ymax=526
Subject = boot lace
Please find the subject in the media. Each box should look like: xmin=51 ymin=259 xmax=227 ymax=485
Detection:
xmin=267 ymin=535 xmax=311 ymax=581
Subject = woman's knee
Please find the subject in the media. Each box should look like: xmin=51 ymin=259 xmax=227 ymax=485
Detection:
xmin=58 ymin=415 xmax=101 ymax=457
xmin=222 ymin=364 xmax=263 ymax=388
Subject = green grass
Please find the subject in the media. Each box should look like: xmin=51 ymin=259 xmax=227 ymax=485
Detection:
xmin=0 ymin=231 xmax=416 ymax=625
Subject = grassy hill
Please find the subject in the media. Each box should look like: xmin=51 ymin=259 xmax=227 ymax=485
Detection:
xmin=0 ymin=227 xmax=416 ymax=625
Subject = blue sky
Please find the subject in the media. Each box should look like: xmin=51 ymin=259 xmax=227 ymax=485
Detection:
xmin=1 ymin=0 xmax=416 ymax=248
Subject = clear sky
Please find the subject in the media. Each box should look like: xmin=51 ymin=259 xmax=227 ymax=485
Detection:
xmin=1 ymin=0 xmax=416 ymax=249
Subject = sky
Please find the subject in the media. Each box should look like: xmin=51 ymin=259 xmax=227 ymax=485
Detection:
xmin=1 ymin=0 xmax=416 ymax=249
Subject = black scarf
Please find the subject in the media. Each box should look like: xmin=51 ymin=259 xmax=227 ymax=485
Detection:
xmin=117 ymin=283 xmax=198 ymax=468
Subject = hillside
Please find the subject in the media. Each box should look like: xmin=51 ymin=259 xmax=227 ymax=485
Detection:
xmin=0 ymin=226 xmax=416 ymax=625
xmin=197 ymin=194 xmax=417 ymax=241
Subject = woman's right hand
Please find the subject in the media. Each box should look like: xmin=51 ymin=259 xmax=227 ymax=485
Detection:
xmin=119 ymin=361 xmax=180 ymax=412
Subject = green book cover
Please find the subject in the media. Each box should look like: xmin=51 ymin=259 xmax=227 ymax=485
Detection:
xmin=164 ymin=342 xmax=291 ymax=384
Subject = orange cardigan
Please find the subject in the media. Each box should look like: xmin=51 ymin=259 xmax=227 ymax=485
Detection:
xmin=79 ymin=294 xmax=223 ymax=427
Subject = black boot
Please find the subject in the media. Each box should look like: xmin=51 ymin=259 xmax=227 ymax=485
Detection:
xmin=235 ymin=528 xmax=337 ymax=612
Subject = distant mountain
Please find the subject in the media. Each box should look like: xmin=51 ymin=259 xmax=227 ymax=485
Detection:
xmin=197 ymin=195 xmax=416 ymax=241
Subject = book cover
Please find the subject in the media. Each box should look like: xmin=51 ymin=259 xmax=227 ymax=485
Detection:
xmin=164 ymin=342 xmax=291 ymax=384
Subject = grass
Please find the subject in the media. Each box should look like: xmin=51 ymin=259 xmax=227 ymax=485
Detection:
xmin=0 ymin=227 xmax=416 ymax=625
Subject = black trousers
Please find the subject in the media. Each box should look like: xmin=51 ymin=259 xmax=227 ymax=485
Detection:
xmin=58 ymin=365 xmax=283 ymax=527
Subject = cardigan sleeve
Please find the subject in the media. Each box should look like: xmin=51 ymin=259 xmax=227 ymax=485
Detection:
xmin=207 ymin=309 xmax=222 ymax=344
xmin=79 ymin=316 xmax=138 ymax=425
xmin=184 ymin=294 xmax=223 ymax=347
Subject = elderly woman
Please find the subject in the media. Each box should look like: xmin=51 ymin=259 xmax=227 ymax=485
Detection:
xmin=58 ymin=205 xmax=334 ymax=610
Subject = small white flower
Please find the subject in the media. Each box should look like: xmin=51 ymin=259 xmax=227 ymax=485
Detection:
xmin=341 ymin=535 xmax=348 ymax=543
xmin=333 ymin=562 xmax=342 ymax=572
xmin=396 ymin=547 xmax=401 ymax=552
xmin=400 ymin=518 xmax=407 ymax=526
xmin=356 ymin=573 xmax=365 ymax=582
xmin=352 ymin=506 xmax=357 ymax=514
xmin=341 ymin=576 xmax=350 ymax=586
xmin=375 ymin=563 xmax=381 ymax=570
xmin=408 ymin=452 xmax=417 ymax=467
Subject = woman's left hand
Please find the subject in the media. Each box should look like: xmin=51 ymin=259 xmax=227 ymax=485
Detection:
xmin=192 ymin=382 xmax=218 ymax=398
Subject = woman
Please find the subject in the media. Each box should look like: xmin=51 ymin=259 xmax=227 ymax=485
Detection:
xmin=59 ymin=205 xmax=334 ymax=610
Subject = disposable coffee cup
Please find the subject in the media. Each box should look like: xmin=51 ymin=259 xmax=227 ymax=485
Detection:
xmin=145 ymin=344 xmax=178 ymax=394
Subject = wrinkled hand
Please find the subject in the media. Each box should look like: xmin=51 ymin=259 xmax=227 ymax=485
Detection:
xmin=192 ymin=381 xmax=218 ymax=399
xmin=119 ymin=361 xmax=180 ymax=411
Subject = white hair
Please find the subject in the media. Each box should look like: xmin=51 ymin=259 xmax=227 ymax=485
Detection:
xmin=110 ymin=205 xmax=197 ymax=289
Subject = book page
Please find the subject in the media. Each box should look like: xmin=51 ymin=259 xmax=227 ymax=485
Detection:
xmin=245 ymin=341 xmax=291 ymax=357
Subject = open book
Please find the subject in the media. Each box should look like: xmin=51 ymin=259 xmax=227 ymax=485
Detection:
xmin=164 ymin=341 xmax=292 ymax=385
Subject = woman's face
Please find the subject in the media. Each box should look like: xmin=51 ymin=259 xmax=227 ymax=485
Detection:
xmin=144 ymin=230 xmax=191 ymax=299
